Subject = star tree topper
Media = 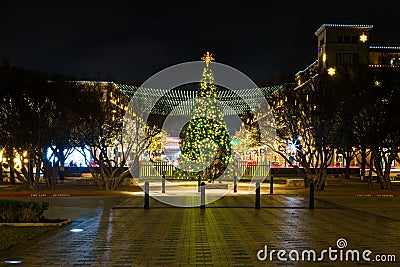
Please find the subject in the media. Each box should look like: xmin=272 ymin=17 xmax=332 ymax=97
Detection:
xmin=201 ymin=51 xmax=215 ymax=67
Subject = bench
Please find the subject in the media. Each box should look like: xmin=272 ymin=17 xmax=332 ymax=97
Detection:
xmin=74 ymin=178 xmax=97 ymax=186
xmin=286 ymin=178 xmax=304 ymax=187
xmin=390 ymin=174 xmax=400 ymax=181
xmin=205 ymin=183 xmax=228 ymax=189
xmin=326 ymin=179 xmax=344 ymax=185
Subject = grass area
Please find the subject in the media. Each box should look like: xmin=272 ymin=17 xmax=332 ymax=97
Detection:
xmin=0 ymin=226 xmax=56 ymax=251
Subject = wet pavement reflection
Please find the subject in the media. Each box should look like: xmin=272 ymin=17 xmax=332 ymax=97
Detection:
xmin=0 ymin=194 xmax=399 ymax=266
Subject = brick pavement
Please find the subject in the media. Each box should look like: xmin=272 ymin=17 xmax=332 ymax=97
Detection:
xmin=0 ymin=184 xmax=399 ymax=266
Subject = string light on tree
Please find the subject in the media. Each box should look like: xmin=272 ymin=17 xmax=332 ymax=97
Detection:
xmin=181 ymin=52 xmax=231 ymax=180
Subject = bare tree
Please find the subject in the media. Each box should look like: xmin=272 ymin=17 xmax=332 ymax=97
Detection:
xmin=74 ymin=82 xmax=163 ymax=190
xmin=122 ymin=99 xmax=164 ymax=179
xmin=267 ymin=73 xmax=337 ymax=190
xmin=354 ymin=67 xmax=400 ymax=189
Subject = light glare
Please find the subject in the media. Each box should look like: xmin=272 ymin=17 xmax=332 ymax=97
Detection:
xmin=4 ymin=260 xmax=23 ymax=264
xmin=70 ymin=228 xmax=84 ymax=233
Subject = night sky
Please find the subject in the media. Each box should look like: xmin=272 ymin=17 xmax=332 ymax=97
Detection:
xmin=1 ymin=1 xmax=400 ymax=86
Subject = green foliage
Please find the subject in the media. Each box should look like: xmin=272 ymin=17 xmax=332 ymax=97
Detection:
xmin=181 ymin=66 xmax=232 ymax=173
xmin=0 ymin=199 xmax=49 ymax=223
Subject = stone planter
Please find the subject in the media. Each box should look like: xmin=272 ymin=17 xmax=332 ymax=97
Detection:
xmin=0 ymin=219 xmax=72 ymax=227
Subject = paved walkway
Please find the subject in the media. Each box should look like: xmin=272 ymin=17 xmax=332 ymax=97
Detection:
xmin=0 ymin=186 xmax=399 ymax=266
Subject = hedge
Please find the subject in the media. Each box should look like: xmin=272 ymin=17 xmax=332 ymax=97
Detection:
xmin=0 ymin=199 xmax=49 ymax=223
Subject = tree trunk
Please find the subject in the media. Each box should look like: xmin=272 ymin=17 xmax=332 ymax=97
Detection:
xmin=383 ymin=164 xmax=392 ymax=190
xmin=131 ymin=157 xmax=140 ymax=178
xmin=302 ymin=167 xmax=312 ymax=188
xmin=316 ymin=169 xmax=327 ymax=191
xmin=43 ymin=160 xmax=52 ymax=188
xmin=367 ymin=155 xmax=374 ymax=188
xmin=372 ymin=152 xmax=392 ymax=190
xmin=34 ymin=160 xmax=41 ymax=189
xmin=344 ymin=154 xmax=351 ymax=180
xmin=28 ymin=159 xmax=34 ymax=183
xmin=59 ymin=152 xmax=66 ymax=182
xmin=360 ymin=146 xmax=367 ymax=178
xmin=5 ymin=146 xmax=16 ymax=185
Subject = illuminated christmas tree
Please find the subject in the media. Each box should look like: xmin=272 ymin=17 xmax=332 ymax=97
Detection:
xmin=181 ymin=52 xmax=231 ymax=181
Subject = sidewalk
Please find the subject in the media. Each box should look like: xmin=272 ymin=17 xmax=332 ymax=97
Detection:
xmin=0 ymin=180 xmax=399 ymax=266
xmin=0 ymin=183 xmax=400 ymax=266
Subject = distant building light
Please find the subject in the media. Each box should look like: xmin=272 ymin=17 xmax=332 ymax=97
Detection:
xmin=315 ymin=24 xmax=374 ymax=36
xmin=360 ymin=33 xmax=368 ymax=42
xmin=369 ymin=64 xmax=400 ymax=68
xmin=230 ymin=139 xmax=240 ymax=145
xmin=369 ymin=45 xmax=400 ymax=50
xmin=327 ymin=67 xmax=336 ymax=76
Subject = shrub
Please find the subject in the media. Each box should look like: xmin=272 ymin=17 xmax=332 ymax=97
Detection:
xmin=0 ymin=199 xmax=49 ymax=223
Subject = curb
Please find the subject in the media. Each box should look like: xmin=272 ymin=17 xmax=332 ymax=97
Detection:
xmin=319 ymin=194 xmax=400 ymax=197
xmin=0 ymin=219 xmax=72 ymax=227
xmin=0 ymin=193 xmax=121 ymax=197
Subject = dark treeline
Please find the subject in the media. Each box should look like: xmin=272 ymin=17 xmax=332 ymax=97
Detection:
xmin=0 ymin=60 xmax=154 ymax=190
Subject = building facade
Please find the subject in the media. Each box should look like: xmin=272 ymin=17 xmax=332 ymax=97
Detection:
xmin=297 ymin=24 xmax=400 ymax=80
xmin=288 ymin=24 xmax=400 ymax=171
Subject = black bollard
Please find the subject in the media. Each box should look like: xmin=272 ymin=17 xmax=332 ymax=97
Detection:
xmin=270 ymin=175 xmax=274 ymax=195
xmin=255 ymin=181 xmax=260 ymax=209
xmin=162 ymin=174 xmax=166 ymax=193
xmin=144 ymin=182 xmax=150 ymax=209
xmin=198 ymin=174 xmax=201 ymax=192
xmin=200 ymin=182 xmax=206 ymax=209
xmin=233 ymin=175 xmax=237 ymax=193
xmin=59 ymin=166 xmax=65 ymax=182
xmin=309 ymin=180 xmax=314 ymax=210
